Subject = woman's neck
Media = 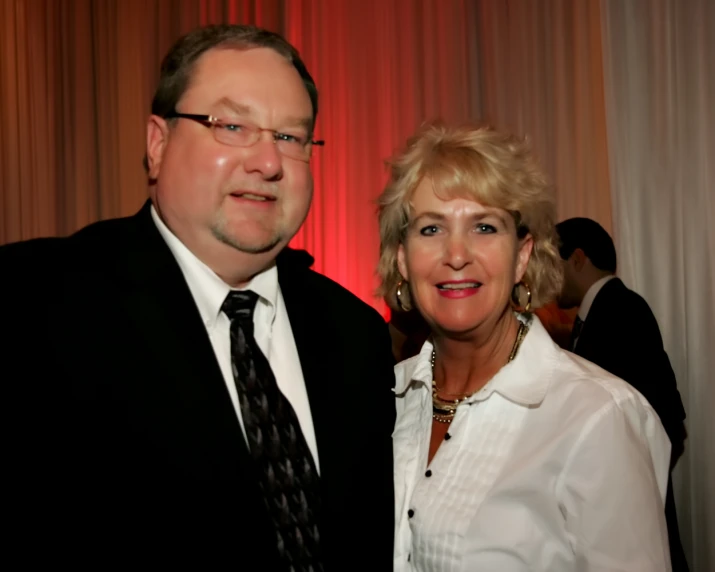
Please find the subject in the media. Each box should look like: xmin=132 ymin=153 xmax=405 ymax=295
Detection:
xmin=432 ymin=311 xmax=521 ymax=396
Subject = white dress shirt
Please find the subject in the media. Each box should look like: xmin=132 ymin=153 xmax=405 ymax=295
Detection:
xmin=151 ymin=206 xmax=320 ymax=472
xmin=393 ymin=314 xmax=671 ymax=572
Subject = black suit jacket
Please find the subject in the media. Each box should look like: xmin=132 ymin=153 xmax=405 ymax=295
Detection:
xmin=3 ymin=202 xmax=396 ymax=568
xmin=574 ymin=277 xmax=686 ymax=454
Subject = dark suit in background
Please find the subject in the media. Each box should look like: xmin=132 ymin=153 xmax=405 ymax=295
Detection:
xmin=2 ymin=203 xmax=396 ymax=567
xmin=573 ymin=277 xmax=688 ymax=571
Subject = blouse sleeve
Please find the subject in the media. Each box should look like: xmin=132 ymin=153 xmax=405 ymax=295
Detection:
xmin=556 ymin=398 xmax=672 ymax=571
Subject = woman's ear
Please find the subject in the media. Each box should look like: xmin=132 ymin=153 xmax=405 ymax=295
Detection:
xmin=515 ymin=234 xmax=534 ymax=283
xmin=397 ymin=243 xmax=409 ymax=281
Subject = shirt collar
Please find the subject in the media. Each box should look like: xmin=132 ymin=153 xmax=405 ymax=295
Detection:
xmin=578 ymin=275 xmax=617 ymax=321
xmin=150 ymin=205 xmax=278 ymax=326
xmin=395 ymin=314 xmax=557 ymax=408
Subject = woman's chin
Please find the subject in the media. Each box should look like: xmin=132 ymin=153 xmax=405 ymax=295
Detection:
xmin=431 ymin=320 xmax=483 ymax=340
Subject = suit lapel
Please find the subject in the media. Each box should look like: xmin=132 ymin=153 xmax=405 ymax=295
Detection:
xmin=108 ymin=209 xmax=352 ymax=483
xmin=109 ymin=202 xmax=249 ymax=469
xmin=277 ymin=259 xmax=344 ymax=485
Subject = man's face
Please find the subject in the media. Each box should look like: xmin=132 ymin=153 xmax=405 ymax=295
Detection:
xmin=146 ymin=47 xmax=314 ymax=280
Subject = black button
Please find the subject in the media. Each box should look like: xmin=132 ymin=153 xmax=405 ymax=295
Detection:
xmin=425 ymin=470 xmax=432 ymax=477
xmin=408 ymin=553 xmax=411 ymax=562
xmin=408 ymin=509 xmax=415 ymax=518
xmin=444 ymin=433 xmax=452 ymax=440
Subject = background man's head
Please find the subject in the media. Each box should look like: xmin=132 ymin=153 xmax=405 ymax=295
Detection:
xmin=555 ymin=217 xmax=617 ymax=309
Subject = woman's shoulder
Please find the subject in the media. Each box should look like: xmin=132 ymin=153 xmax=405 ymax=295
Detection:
xmin=546 ymin=347 xmax=670 ymax=462
xmin=550 ymin=347 xmax=652 ymax=411
xmin=523 ymin=316 xmax=654 ymax=415
xmin=548 ymin=349 xmax=672 ymax=499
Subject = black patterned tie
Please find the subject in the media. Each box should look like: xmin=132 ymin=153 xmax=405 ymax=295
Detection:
xmin=569 ymin=316 xmax=585 ymax=352
xmin=222 ymin=290 xmax=323 ymax=572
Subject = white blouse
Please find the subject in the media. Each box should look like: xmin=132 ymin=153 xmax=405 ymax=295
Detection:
xmin=393 ymin=315 xmax=672 ymax=572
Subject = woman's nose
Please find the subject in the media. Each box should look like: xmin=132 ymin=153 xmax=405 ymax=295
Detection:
xmin=444 ymin=235 xmax=472 ymax=270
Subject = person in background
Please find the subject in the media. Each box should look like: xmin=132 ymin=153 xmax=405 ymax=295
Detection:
xmin=378 ymin=121 xmax=672 ymax=571
xmin=556 ymin=216 xmax=689 ymax=571
xmin=533 ymin=300 xmax=578 ymax=349
xmin=2 ymin=24 xmax=395 ymax=568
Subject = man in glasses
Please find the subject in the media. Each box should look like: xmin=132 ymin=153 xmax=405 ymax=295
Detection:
xmin=3 ymin=25 xmax=395 ymax=568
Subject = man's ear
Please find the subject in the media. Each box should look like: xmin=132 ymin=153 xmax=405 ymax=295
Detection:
xmin=146 ymin=115 xmax=170 ymax=180
xmin=571 ymin=248 xmax=587 ymax=272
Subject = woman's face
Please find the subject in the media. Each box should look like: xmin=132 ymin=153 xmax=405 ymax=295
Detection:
xmin=397 ymin=177 xmax=533 ymax=337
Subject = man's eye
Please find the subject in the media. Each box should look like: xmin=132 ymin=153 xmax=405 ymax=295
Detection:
xmin=275 ymin=132 xmax=305 ymax=145
xmin=420 ymin=225 xmax=440 ymax=236
xmin=221 ymin=123 xmax=244 ymax=132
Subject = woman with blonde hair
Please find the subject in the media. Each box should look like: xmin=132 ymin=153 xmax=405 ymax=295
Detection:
xmin=379 ymin=121 xmax=672 ymax=571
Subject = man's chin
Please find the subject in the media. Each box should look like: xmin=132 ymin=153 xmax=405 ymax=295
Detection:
xmin=213 ymin=229 xmax=283 ymax=256
xmin=235 ymin=239 xmax=282 ymax=255
xmin=231 ymin=238 xmax=282 ymax=255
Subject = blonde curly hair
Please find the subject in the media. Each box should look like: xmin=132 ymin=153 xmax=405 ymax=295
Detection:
xmin=377 ymin=121 xmax=563 ymax=311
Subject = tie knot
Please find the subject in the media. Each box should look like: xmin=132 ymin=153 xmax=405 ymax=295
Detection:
xmin=221 ymin=290 xmax=259 ymax=323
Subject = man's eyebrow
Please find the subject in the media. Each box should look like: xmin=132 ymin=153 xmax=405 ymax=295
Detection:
xmin=214 ymin=97 xmax=312 ymax=131
xmin=213 ymin=97 xmax=252 ymax=116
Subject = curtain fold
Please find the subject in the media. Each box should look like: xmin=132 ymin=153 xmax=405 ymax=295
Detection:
xmin=1 ymin=0 xmax=612 ymax=314
xmin=601 ymin=1 xmax=715 ymax=569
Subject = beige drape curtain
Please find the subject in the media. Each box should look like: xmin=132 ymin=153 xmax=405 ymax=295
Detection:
xmin=601 ymin=1 xmax=715 ymax=569
xmin=472 ymin=0 xmax=612 ymax=230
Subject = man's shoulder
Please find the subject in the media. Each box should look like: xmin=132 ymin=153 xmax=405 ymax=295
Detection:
xmin=590 ymin=278 xmax=652 ymax=319
xmin=598 ymin=277 xmax=646 ymax=305
xmin=0 ymin=235 xmax=76 ymax=280
xmin=0 ymin=210 xmax=145 ymax=276
xmin=0 ymin=235 xmax=65 ymax=262
xmin=601 ymin=279 xmax=663 ymax=331
xmin=277 ymin=250 xmax=386 ymax=327
xmin=301 ymin=270 xmax=386 ymax=323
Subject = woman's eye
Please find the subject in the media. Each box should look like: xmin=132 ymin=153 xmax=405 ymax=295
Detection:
xmin=419 ymin=225 xmax=440 ymax=236
xmin=222 ymin=123 xmax=244 ymax=132
xmin=476 ymin=223 xmax=496 ymax=233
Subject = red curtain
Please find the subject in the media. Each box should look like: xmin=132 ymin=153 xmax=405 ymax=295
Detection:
xmin=1 ymin=0 xmax=611 ymax=316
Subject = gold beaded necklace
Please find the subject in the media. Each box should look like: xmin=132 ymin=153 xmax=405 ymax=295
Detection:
xmin=431 ymin=320 xmax=529 ymax=424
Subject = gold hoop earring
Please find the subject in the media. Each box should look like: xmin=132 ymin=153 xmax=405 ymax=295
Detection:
xmin=511 ymin=281 xmax=532 ymax=313
xmin=395 ymin=279 xmax=412 ymax=312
